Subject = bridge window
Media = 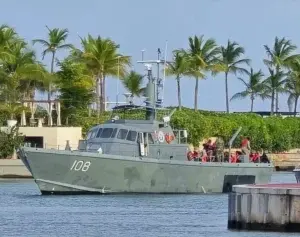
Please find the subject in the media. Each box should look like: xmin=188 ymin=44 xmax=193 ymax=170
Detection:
xmin=111 ymin=128 xmax=118 ymax=138
xmin=144 ymin=133 xmax=154 ymax=144
xmin=117 ymin=129 xmax=128 ymax=140
xmin=90 ymin=128 xmax=98 ymax=139
xmin=96 ymin=128 xmax=103 ymax=138
xmin=126 ymin=130 xmax=137 ymax=142
xmin=100 ymin=128 xmax=114 ymax=138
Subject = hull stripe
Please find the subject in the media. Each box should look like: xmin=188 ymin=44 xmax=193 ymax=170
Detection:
xmin=36 ymin=178 xmax=111 ymax=193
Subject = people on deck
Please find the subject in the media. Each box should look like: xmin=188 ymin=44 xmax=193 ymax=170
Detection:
xmin=250 ymin=151 xmax=260 ymax=163
xmin=215 ymin=137 xmax=224 ymax=162
xmin=241 ymin=137 xmax=251 ymax=156
xmin=203 ymin=139 xmax=214 ymax=161
xmin=260 ymin=152 xmax=270 ymax=163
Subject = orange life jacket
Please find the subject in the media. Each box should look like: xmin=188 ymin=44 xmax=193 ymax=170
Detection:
xmin=230 ymin=154 xmax=237 ymax=163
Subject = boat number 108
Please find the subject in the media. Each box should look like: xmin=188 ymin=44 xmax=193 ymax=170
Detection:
xmin=70 ymin=160 xmax=91 ymax=172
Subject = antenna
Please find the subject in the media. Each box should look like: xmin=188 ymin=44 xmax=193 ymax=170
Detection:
xmin=161 ymin=40 xmax=168 ymax=105
xmin=137 ymin=47 xmax=172 ymax=110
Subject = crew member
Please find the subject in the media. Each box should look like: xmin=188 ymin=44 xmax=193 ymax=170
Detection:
xmin=241 ymin=137 xmax=251 ymax=156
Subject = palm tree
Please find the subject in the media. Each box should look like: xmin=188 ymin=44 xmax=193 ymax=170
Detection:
xmin=183 ymin=35 xmax=220 ymax=110
xmin=230 ymin=68 xmax=268 ymax=112
xmin=71 ymin=34 xmax=131 ymax=115
xmin=32 ymin=26 xmax=73 ymax=125
xmin=263 ymin=37 xmax=300 ymax=113
xmin=263 ymin=68 xmax=287 ymax=115
xmin=122 ymin=71 xmax=144 ymax=103
xmin=285 ymin=62 xmax=300 ymax=115
xmin=165 ymin=51 xmax=190 ymax=110
xmin=218 ymin=40 xmax=251 ymax=113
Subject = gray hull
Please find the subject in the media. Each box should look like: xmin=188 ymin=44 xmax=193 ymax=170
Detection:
xmin=18 ymin=147 xmax=274 ymax=194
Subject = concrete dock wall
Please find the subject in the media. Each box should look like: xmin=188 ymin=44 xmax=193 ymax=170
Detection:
xmin=228 ymin=184 xmax=300 ymax=232
xmin=0 ymin=160 xmax=32 ymax=178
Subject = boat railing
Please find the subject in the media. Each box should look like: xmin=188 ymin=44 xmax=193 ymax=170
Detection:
xmin=109 ymin=104 xmax=171 ymax=121
xmin=173 ymin=129 xmax=188 ymax=144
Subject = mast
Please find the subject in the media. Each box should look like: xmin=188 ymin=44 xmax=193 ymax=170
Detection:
xmin=137 ymin=48 xmax=170 ymax=120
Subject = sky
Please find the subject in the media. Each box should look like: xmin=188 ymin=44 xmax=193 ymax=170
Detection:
xmin=1 ymin=0 xmax=300 ymax=112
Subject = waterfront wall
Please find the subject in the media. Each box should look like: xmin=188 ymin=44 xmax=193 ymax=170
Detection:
xmin=269 ymin=152 xmax=300 ymax=171
xmin=228 ymin=184 xmax=300 ymax=232
xmin=0 ymin=160 xmax=31 ymax=178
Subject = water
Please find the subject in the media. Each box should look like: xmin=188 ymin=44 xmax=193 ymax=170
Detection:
xmin=0 ymin=172 xmax=297 ymax=237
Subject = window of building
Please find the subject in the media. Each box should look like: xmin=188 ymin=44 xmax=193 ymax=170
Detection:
xmin=100 ymin=128 xmax=114 ymax=138
xmin=117 ymin=129 xmax=128 ymax=140
xmin=126 ymin=130 xmax=137 ymax=142
xmin=96 ymin=128 xmax=103 ymax=138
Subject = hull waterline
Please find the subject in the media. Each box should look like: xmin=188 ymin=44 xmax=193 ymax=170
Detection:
xmin=18 ymin=147 xmax=274 ymax=195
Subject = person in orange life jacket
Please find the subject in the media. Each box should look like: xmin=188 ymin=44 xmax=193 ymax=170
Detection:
xmin=231 ymin=151 xmax=242 ymax=163
xmin=193 ymin=149 xmax=200 ymax=161
xmin=250 ymin=151 xmax=260 ymax=163
xmin=200 ymin=148 xmax=208 ymax=162
xmin=241 ymin=137 xmax=251 ymax=155
xmin=230 ymin=152 xmax=237 ymax=163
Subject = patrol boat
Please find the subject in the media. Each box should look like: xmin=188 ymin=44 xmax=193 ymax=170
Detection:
xmin=17 ymin=57 xmax=274 ymax=195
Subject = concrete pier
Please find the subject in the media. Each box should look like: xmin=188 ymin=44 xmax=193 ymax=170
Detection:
xmin=228 ymin=183 xmax=300 ymax=232
xmin=0 ymin=160 xmax=31 ymax=178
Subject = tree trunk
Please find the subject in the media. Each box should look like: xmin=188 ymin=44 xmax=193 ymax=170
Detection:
xmin=96 ymin=76 xmax=101 ymax=118
xmin=250 ymin=94 xmax=254 ymax=112
xmin=102 ymin=76 xmax=106 ymax=112
xmin=275 ymin=90 xmax=279 ymax=113
xmin=176 ymin=76 xmax=182 ymax=110
xmin=225 ymin=72 xmax=229 ymax=113
xmin=271 ymin=90 xmax=275 ymax=115
xmin=294 ymin=96 xmax=299 ymax=117
xmin=48 ymin=51 xmax=55 ymax=126
xmin=100 ymin=78 xmax=104 ymax=113
xmin=194 ymin=77 xmax=199 ymax=111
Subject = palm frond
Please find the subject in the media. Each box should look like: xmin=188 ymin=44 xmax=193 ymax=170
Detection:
xmin=230 ymin=91 xmax=250 ymax=101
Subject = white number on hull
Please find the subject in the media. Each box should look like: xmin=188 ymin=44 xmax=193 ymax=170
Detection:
xmin=70 ymin=160 xmax=91 ymax=172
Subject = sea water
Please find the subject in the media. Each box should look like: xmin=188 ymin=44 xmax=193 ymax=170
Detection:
xmin=0 ymin=172 xmax=297 ymax=237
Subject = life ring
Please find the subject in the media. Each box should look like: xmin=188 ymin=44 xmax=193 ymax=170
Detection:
xmin=165 ymin=133 xmax=174 ymax=144
xmin=187 ymin=151 xmax=194 ymax=161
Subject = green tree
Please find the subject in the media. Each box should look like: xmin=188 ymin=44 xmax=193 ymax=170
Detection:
xmin=183 ymin=35 xmax=220 ymax=111
xmin=56 ymin=59 xmax=95 ymax=109
xmin=32 ymin=26 xmax=73 ymax=125
xmin=71 ymin=35 xmax=131 ymax=115
xmin=285 ymin=61 xmax=300 ymax=115
xmin=264 ymin=37 xmax=300 ymax=113
xmin=0 ymin=126 xmax=24 ymax=159
xmin=218 ymin=40 xmax=251 ymax=112
xmin=121 ymin=70 xmax=144 ymax=103
xmin=263 ymin=68 xmax=287 ymax=115
xmin=165 ymin=51 xmax=190 ymax=110
xmin=230 ymin=68 xmax=268 ymax=112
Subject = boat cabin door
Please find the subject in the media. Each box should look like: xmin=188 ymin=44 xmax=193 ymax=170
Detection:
xmin=138 ymin=132 xmax=145 ymax=157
